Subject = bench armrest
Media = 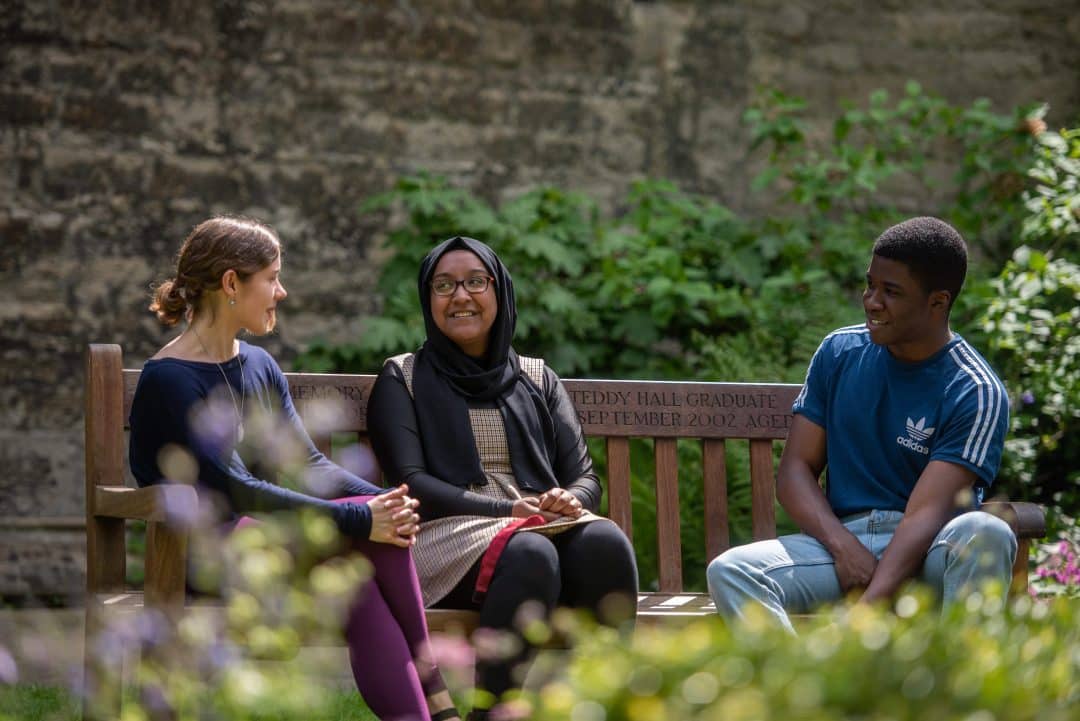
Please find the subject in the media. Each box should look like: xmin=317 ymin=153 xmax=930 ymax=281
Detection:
xmin=981 ymin=501 xmax=1046 ymax=540
xmin=93 ymin=485 xmax=199 ymax=526
xmin=91 ymin=485 xmax=197 ymax=610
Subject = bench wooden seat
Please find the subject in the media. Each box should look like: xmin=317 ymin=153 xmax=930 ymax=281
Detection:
xmin=84 ymin=343 xmax=1046 ymax=715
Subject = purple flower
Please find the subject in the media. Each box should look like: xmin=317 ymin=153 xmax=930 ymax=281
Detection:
xmin=0 ymin=645 xmax=17 ymax=684
xmin=1021 ymin=391 xmax=1036 ymax=406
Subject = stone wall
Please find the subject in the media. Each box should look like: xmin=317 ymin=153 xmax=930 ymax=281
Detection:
xmin=2 ymin=0 xmax=1078 ymax=599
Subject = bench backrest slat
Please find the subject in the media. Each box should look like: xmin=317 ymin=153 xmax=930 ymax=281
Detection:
xmin=702 ymin=439 xmax=729 ymax=560
xmin=750 ymin=439 xmax=778 ymax=540
xmin=605 ymin=437 xmax=633 ymax=543
xmin=113 ymin=350 xmax=804 ymax=592
xmin=313 ymin=434 xmax=333 ymax=458
xmin=653 ymin=438 xmax=682 ymax=592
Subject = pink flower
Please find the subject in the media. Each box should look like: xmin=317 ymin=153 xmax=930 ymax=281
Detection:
xmin=423 ymin=634 xmax=474 ymax=671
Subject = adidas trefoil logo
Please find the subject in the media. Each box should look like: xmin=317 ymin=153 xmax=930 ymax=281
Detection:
xmin=906 ymin=417 xmax=935 ymax=442
xmin=897 ymin=416 xmax=934 ymax=455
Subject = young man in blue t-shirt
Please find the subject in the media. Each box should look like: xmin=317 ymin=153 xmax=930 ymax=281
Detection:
xmin=707 ymin=217 xmax=1017 ymax=632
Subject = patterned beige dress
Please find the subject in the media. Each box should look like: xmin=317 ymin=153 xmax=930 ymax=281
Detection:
xmin=387 ymin=352 xmax=606 ymax=607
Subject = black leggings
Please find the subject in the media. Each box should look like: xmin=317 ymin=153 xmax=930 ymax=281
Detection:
xmin=433 ymin=520 xmax=638 ymax=699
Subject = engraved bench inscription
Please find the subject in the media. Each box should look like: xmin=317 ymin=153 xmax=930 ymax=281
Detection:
xmin=564 ymin=381 xmax=801 ymax=439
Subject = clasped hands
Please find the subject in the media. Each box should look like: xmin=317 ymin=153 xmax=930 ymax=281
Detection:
xmin=367 ymin=484 xmax=421 ymax=547
xmin=367 ymin=485 xmax=584 ymax=545
xmin=511 ymin=488 xmax=584 ymax=523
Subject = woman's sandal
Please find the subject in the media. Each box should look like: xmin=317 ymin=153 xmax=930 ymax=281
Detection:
xmin=427 ymin=688 xmax=461 ymax=721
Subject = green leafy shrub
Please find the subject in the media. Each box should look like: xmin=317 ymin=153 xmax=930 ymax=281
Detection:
xmin=530 ymin=592 xmax=1080 ymax=720
xmin=1021 ymin=126 xmax=1080 ymax=256
xmin=747 ymin=82 xmax=1045 ymax=271
xmin=976 ymin=248 xmax=1080 ymax=529
xmin=298 ymin=176 xmax=605 ymax=376
xmin=296 ymin=85 xmax=1072 ymax=588
xmin=296 ymin=176 xmax=802 ymax=589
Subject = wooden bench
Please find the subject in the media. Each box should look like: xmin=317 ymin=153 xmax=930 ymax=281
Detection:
xmin=83 ymin=343 xmax=1046 ymax=712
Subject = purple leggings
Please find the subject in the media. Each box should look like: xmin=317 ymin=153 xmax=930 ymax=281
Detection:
xmin=238 ymin=496 xmax=440 ymax=721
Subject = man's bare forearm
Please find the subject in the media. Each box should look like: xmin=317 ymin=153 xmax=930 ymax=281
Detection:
xmin=861 ymin=461 xmax=979 ymax=603
xmin=860 ymin=508 xmax=946 ymax=603
xmin=777 ymin=462 xmax=856 ymax=555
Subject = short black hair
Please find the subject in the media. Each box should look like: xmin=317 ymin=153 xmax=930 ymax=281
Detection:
xmin=872 ymin=217 xmax=967 ymax=309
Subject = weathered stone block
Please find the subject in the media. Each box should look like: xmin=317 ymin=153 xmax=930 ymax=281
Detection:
xmin=531 ymin=25 xmax=633 ymax=74
xmin=0 ymin=432 xmax=82 ymax=516
xmin=0 ymin=528 xmax=85 ymax=598
xmin=549 ymin=0 xmax=632 ymax=31
xmin=0 ymin=90 xmax=54 ymax=125
xmin=893 ymin=11 xmax=1017 ymax=49
xmin=60 ymin=92 xmax=154 ymax=134
xmin=147 ymin=155 xmax=245 ymax=205
xmin=473 ymin=0 xmax=548 ymax=23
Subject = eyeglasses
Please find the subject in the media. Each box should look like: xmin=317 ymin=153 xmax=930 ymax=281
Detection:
xmin=430 ymin=275 xmax=495 ymax=296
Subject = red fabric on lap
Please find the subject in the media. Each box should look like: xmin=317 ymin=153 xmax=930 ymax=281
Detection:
xmin=474 ymin=515 xmax=547 ymax=601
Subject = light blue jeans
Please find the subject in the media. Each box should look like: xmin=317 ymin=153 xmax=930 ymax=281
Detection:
xmin=706 ymin=510 xmax=1017 ymax=633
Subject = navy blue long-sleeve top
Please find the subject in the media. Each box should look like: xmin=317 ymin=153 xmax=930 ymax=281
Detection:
xmin=128 ymin=341 xmax=383 ymax=538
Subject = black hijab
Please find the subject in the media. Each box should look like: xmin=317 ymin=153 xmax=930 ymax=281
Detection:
xmin=412 ymin=236 xmax=560 ymax=491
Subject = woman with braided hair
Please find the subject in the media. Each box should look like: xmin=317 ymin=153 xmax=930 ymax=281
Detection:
xmin=129 ymin=215 xmax=459 ymax=721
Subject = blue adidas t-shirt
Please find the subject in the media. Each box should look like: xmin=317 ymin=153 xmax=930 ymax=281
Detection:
xmin=793 ymin=326 xmax=1009 ymax=517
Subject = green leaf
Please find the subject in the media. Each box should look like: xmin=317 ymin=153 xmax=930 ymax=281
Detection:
xmin=751 ymin=166 xmax=782 ymax=192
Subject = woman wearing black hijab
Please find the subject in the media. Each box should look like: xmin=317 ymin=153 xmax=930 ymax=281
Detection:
xmin=367 ymin=236 xmax=638 ymax=719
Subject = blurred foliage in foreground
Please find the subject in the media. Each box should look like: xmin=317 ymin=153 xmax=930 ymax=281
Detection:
xmin=75 ymin=511 xmax=380 ymax=721
xmin=0 ymin=684 xmax=78 ymax=721
xmin=0 ymin=684 xmax=373 ymax=721
xmin=530 ymin=589 xmax=1080 ymax=721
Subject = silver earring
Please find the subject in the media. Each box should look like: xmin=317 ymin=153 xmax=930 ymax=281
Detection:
xmin=229 ymin=297 xmax=236 ymax=306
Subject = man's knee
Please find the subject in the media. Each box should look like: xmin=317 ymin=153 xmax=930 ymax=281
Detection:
xmin=943 ymin=510 xmax=1018 ymax=570
xmin=707 ymin=546 xmax=757 ymax=596
xmin=954 ymin=511 xmax=1017 ymax=550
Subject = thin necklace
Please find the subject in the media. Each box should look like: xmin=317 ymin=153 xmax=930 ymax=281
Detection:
xmin=191 ymin=325 xmax=245 ymax=442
